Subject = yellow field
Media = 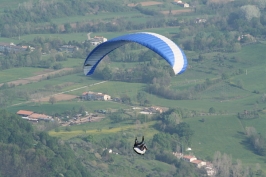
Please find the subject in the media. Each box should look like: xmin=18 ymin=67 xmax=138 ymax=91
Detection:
xmin=49 ymin=121 xmax=158 ymax=140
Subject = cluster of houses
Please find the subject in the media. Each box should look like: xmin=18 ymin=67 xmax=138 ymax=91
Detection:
xmin=81 ymin=91 xmax=111 ymax=101
xmin=89 ymin=36 xmax=107 ymax=46
xmin=16 ymin=110 xmax=53 ymax=122
xmin=87 ymin=33 xmax=108 ymax=46
xmin=172 ymin=0 xmax=190 ymax=7
xmin=0 ymin=42 xmax=35 ymax=53
xmin=173 ymin=152 xmax=216 ymax=176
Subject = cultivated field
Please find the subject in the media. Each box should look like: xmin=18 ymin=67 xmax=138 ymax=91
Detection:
xmin=38 ymin=93 xmax=77 ymax=102
xmin=128 ymin=1 xmax=163 ymax=7
xmin=160 ymin=9 xmax=193 ymax=15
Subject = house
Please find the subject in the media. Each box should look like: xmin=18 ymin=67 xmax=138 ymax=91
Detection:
xmin=191 ymin=160 xmax=206 ymax=168
xmin=59 ymin=45 xmax=79 ymax=53
xmin=82 ymin=91 xmax=111 ymax=101
xmin=0 ymin=42 xmax=27 ymax=53
xmin=28 ymin=113 xmax=52 ymax=121
xmin=172 ymin=0 xmax=189 ymax=7
xmin=17 ymin=110 xmax=34 ymax=117
xmin=182 ymin=3 xmax=189 ymax=7
xmin=183 ymin=155 xmax=197 ymax=162
xmin=90 ymin=36 xmax=107 ymax=46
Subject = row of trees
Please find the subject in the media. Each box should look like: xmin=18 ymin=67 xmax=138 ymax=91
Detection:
xmin=245 ymin=126 xmax=266 ymax=156
xmin=213 ymin=151 xmax=263 ymax=177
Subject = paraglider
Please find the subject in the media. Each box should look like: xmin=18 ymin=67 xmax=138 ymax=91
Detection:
xmin=84 ymin=32 xmax=187 ymax=76
xmin=133 ymin=136 xmax=147 ymax=155
xmin=83 ymin=32 xmax=188 ymax=155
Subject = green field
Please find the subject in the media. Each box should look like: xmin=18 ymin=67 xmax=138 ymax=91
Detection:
xmin=0 ymin=67 xmax=45 ymax=83
xmin=185 ymin=115 xmax=266 ymax=171
xmin=51 ymin=11 xmax=144 ymax=25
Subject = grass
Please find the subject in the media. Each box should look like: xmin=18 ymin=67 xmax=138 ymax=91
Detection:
xmin=51 ymin=11 xmax=143 ymax=25
xmin=184 ymin=115 xmax=266 ymax=171
xmin=0 ymin=67 xmax=44 ymax=83
xmin=18 ymin=25 xmax=181 ymax=43
xmin=49 ymin=119 xmax=157 ymax=140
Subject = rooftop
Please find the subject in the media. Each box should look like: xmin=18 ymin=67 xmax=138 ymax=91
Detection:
xmin=17 ymin=110 xmax=34 ymax=116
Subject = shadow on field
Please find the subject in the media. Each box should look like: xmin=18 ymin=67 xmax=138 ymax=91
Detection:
xmin=233 ymin=131 xmax=261 ymax=155
xmin=240 ymin=138 xmax=260 ymax=156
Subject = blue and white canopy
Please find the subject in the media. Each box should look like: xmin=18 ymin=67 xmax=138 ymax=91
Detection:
xmin=84 ymin=32 xmax=187 ymax=75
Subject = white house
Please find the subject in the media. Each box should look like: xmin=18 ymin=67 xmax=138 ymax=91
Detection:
xmin=82 ymin=91 xmax=111 ymax=101
xmin=90 ymin=36 xmax=107 ymax=46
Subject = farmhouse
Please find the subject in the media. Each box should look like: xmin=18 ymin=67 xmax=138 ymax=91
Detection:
xmin=172 ymin=0 xmax=189 ymax=7
xmin=17 ymin=110 xmax=34 ymax=117
xmin=28 ymin=113 xmax=52 ymax=121
xmin=183 ymin=155 xmax=197 ymax=162
xmin=16 ymin=110 xmax=53 ymax=122
xmin=59 ymin=45 xmax=79 ymax=53
xmin=90 ymin=36 xmax=107 ymax=46
xmin=0 ymin=42 xmax=28 ymax=53
xmin=82 ymin=91 xmax=111 ymax=101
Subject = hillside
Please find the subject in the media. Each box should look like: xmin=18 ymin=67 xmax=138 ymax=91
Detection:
xmin=0 ymin=109 xmax=91 ymax=177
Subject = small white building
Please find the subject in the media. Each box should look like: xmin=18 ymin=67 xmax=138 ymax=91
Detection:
xmin=172 ymin=1 xmax=189 ymax=7
xmin=90 ymin=36 xmax=107 ymax=46
xmin=82 ymin=91 xmax=111 ymax=101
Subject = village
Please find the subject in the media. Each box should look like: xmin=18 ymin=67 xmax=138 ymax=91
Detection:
xmin=16 ymin=90 xmax=165 ymax=125
xmin=173 ymin=152 xmax=216 ymax=176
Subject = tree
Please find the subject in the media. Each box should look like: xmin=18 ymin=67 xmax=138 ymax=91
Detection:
xmin=240 ymin=5 xmax=261 ymax=22
xmin=209 ymin=107 xmax=216 ymax=114
xmin=137 ymin=91 xmax=147 ymax=106
xmin=101 ymin=66 xmax=112 ymax=80
xmin=175 ymin=122 xmax=194 ymax=146
xmin=49 ymin=96 xmax=56 ymax=105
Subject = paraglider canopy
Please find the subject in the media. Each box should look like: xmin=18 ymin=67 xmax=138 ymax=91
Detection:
xmin=84 ymin=32 xmax=187 ymax=76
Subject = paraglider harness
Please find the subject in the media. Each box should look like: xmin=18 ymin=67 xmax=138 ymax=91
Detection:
xmin=133 ymin=136 xmax=147 ymax=155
